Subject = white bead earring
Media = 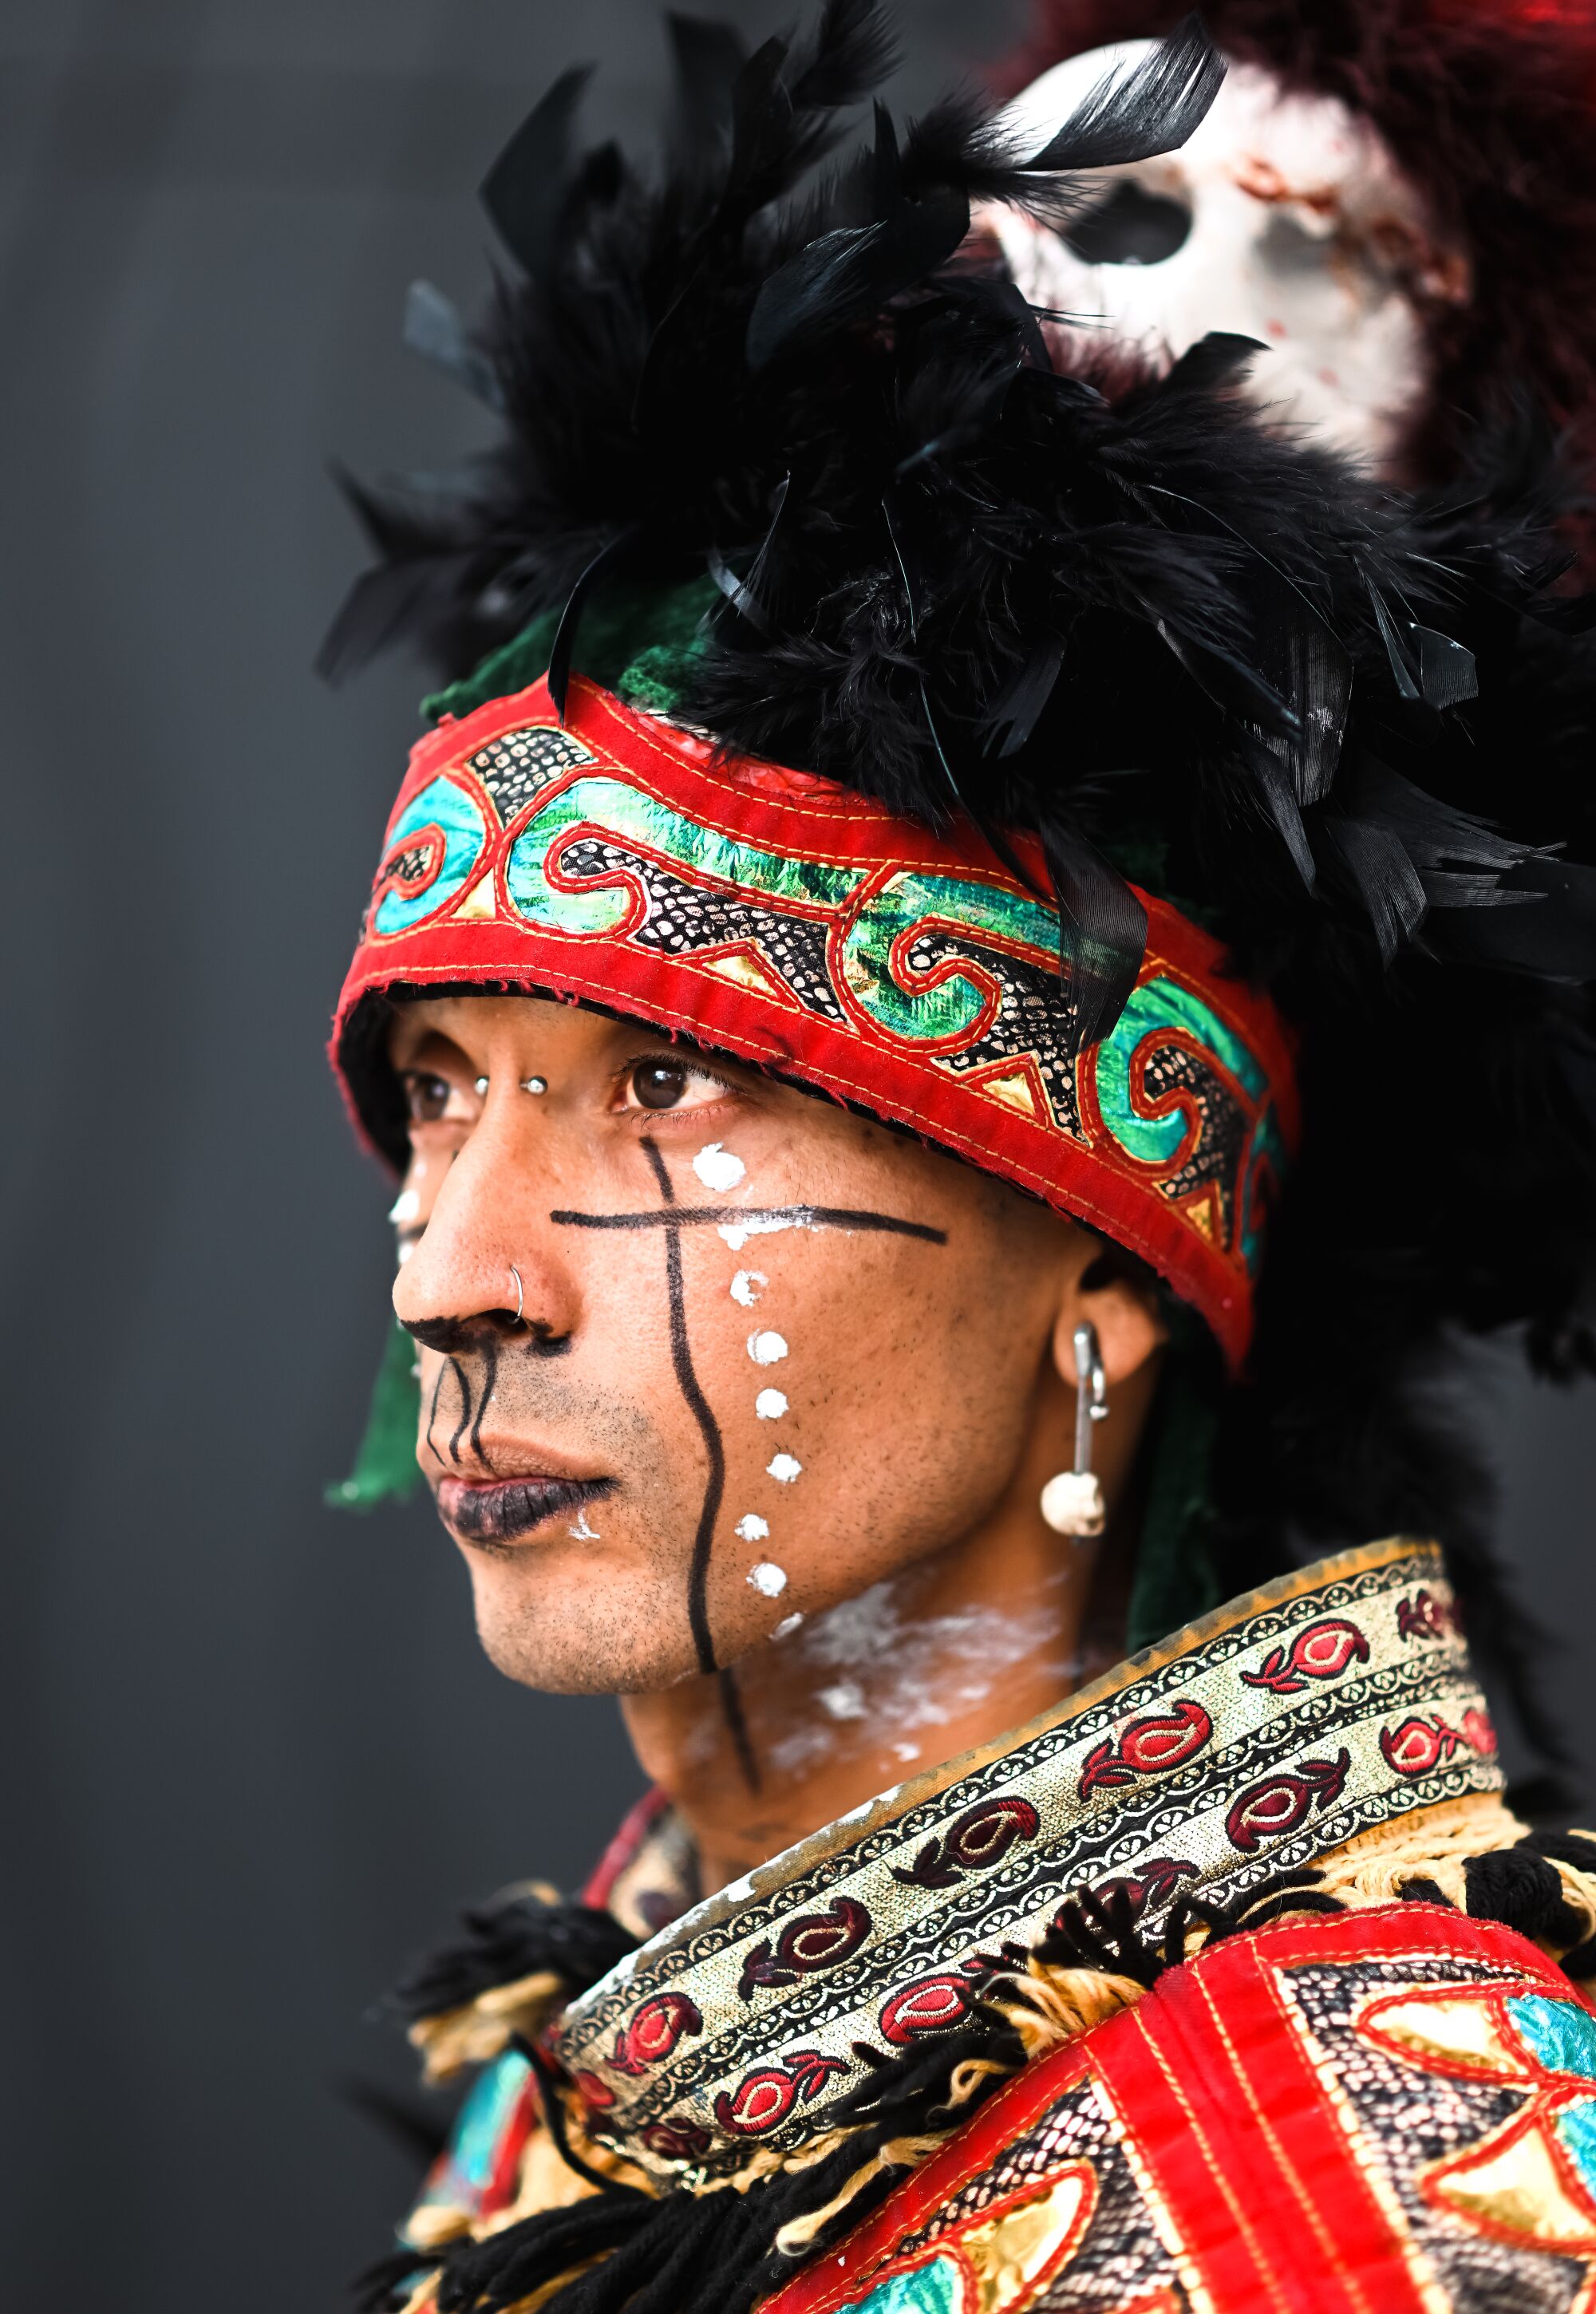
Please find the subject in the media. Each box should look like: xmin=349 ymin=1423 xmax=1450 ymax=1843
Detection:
xmin=1041 ymin=1321 xmax=1108 ymax=1538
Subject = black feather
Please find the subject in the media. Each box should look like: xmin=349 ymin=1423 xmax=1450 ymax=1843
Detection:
xmin=480 ymin=65 xmax=595 ymax=278
xmin=325 ymin=0 xmax=1596 ymax=1799
xmin=1021 ymin=11 xmax=1225 ymax=171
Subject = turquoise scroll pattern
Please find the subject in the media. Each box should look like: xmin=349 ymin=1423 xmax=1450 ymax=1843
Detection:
xmin=371 ymin=774 xmax=488 ymax=937
xmin=368 ymin=752 xmax=1282 ymax=1274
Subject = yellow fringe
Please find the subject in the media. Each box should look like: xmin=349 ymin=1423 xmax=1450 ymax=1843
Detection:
xmin=993 ymin=1959 xmax=1147 ymax=2061
xmin=1313 ymin=1795 xmax=1596 ymax=1965
xmin=409 ymin=1969 xmax=566 ymax=2085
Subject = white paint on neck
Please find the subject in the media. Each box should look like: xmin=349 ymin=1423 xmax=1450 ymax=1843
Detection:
xmin=817 ymin=1680 xmax=866 ymax=1720
xmin=747 ymin=1561 xmax=788 ymax=1597
xmin=765 ymin=1452 xmax=802 ymax=1483
xmin=735 ymin=1512 xmax=770 ymax=1542
xmin=755 ymin=1388 xmax=788 ymax=1420
xmin=729 ymin=1270 xmax=766 ymax=1308
xmin=747 ymin=1329 xmax=788 ymax=1366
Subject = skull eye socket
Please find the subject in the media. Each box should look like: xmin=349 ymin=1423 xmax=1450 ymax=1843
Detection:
xmin=1063 ymin=178 xmax=1191 ymax=267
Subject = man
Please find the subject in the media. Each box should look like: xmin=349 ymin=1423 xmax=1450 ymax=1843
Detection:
xmin=325 ymin=10 xmax=1596 ymax=2308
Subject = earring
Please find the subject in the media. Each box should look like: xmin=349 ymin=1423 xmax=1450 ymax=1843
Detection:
xmin=1041 ymin=1321 xmax=1108 ymax=1538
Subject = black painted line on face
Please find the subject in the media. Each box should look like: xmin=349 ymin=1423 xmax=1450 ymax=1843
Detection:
xmin=425 ymin=1363 xmax=448 ymax=1465
xmin=445 ymin=1356 xmax=472 ymax=1464
xmin=641 ymin=1139 xmax=729 ymax=1693
xmin=468 ymin=1335 xmax=497 ymax=1471
xmin=550 ymin=1203 xmax=946 ymax=1244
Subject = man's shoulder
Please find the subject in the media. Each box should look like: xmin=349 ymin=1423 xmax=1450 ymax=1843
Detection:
xmin=763 ymin=1900 xmax=1596 ymax=2314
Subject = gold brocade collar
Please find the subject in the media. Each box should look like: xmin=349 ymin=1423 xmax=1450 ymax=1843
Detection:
xmin=551 ymin=1538 xmax=1501 ymax=2186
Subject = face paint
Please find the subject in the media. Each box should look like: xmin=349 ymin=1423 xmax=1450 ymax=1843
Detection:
xmin=772 ymin=1612 xmax=804 ymax=1641
xmin=769 ymin=1576 xmax=1082 ymax=1775
xmin=766 ymin=1452 xmax=802 ymax=1483
xmin=735 ymin=1513 xmax=770 ymax=1542
xmin=748 ymin=1330 xmax=788 ymax=1366
xmin=569 ymin=1509 xmax=602 ymax=1541
xmin=729 ymin=1270 xmax=766 ymax=1308
xmin=755 ymin=1388 xmax=788 ymax=1420
xmin=746 ymin=1561 xmax=788 ymax=1597
xmin=818 ymin=1680 xmax=866 ymax=1720
xmin=693 ymin=1143 xmax=746 ymax=1191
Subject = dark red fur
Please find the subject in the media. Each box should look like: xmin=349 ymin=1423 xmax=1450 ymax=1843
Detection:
xmin=1001 ymin=0 xmax=1596 ymax=483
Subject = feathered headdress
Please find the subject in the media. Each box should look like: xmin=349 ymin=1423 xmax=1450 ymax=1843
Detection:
xmin=325 ymin=3 xmax=1596 ymax=1763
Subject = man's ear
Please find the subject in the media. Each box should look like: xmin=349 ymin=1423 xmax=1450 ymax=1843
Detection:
xmin=1050 ymin=1244 xmax=1170 ymax=1395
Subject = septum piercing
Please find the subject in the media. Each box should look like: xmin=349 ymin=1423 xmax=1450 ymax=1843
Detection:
xmin=472 ymin=1075 xmax=548 ymax=1096
xmin=508 ymin=1264 xmax=524 ymax=1324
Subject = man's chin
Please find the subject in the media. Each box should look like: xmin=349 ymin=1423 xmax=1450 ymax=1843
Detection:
xmin=467 ymin=1569 xmax=701 ymax=1696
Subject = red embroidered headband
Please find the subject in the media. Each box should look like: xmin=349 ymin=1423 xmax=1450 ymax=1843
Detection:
xmin=333 ymin=677 xmax=1299 ymax=1368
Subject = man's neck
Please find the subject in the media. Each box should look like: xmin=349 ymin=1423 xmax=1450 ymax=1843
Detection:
xmin=618 ymin=1363 xmax=1156 ymax=1894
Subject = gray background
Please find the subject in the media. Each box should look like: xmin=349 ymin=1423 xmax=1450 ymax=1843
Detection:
xmin=2 ymin=4 xmax=1590 ymax=2308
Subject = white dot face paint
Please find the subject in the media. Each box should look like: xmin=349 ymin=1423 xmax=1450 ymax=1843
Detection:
xmin=747 ymin=1329 xmax=788 ymax=1366
xmin=755 ymin=1388 xmax=788 ymax=1420
xmin=693 ymin=1143 xmax=746 ymax=1192
xmin=388 ymin=1188 xmax=420 ymax=1225
xmin=717 ymin=1214 xmax=818 ymax=1250
xmin=766 ymin=1452 xmax=803 ymax=1483
xmin=735 ymin=1513 xmax=770 ymax=1542
xmin=746 ymin=1561 xmax=788 ymax=1597
xmin=772 ymin=1612 xmax=804 ymax=1641
xmin=729 ymin=1270 xmax=766 ymax=1308
xmin=568 ymin=1510 xmax=601 ymax=1542
xmin=397 ymin=1242 xmax=414 ymax=1265
xmin=818 ymin=1680 xmax=867 ymax=1720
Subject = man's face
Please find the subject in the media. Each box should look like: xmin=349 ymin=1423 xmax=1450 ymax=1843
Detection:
xmin=387 ymin=993 xmax=1084 ymax=1695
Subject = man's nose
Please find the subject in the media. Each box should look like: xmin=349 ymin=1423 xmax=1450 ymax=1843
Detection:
xmin=392 ymin=1118 xmax=580 ymax=1347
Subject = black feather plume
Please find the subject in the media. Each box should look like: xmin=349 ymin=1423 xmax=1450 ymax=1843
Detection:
xmin=324 ymin=0 xmax=1596 ymax=1779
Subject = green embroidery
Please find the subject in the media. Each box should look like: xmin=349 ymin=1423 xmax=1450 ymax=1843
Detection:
xmin=1095 ymin=980 xmax=1266 ymax=1167
xmin=504 ymin=777 xmax=867 ymax=934
xmin=839 ymin=871 xmax=1058 ymax=1042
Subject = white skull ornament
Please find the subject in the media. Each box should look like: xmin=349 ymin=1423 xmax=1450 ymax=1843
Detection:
xmin=988 ymin=41 xmax=1471 ymax=473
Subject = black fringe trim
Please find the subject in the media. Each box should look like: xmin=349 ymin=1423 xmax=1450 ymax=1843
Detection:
xmin=390 ymin=1892 xmax=639 ymax=2024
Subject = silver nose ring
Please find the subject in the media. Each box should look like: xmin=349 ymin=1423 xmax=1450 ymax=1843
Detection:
xmin=508 ymin=1264 xmax=524 ymax=1324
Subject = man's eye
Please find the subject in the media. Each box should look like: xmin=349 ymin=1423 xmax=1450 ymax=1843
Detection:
xmin=624 ymin=1059 xmax=724 ymax=1112
xmin=403 ymin=1071 xmax=452 ymax=1123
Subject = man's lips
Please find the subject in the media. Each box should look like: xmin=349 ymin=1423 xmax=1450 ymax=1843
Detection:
xmin=435 ymin=1473 xmax=616 ymax=1544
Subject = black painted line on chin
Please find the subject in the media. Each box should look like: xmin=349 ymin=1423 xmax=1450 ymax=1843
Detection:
xmin=445 ymin=1356 xmax=472 ymax=1465
xmin=468 ymin=1335 xmax=497 ymax=1471
xmin=548 ymin=1203 xmax=946 ymax=1243
xmin=718 ymin=1666 xmax=761 ymax=1794
xmin=425 ymin=1362 xmax=447 ymax=1465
